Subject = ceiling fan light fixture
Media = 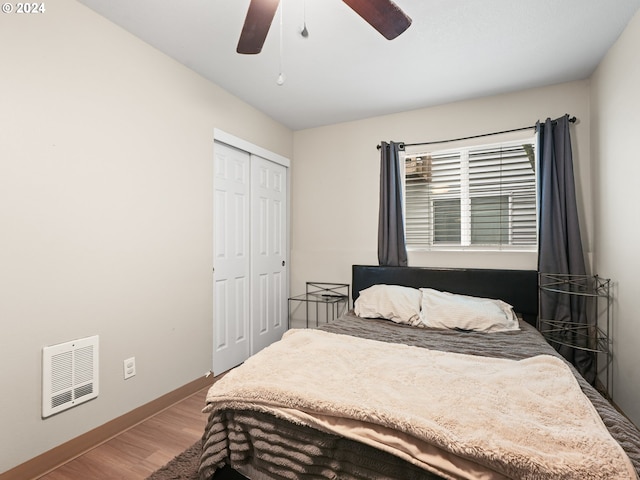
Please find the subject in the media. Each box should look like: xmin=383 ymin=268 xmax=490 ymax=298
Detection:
xmin=237 ymin=0 xmax=411 ymax=55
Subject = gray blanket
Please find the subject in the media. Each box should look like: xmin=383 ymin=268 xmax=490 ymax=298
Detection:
xmin=200 ymin=313 xmax=640 ymax=479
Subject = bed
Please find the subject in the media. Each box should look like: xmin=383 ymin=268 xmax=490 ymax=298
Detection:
xmin=200 ymin=265 xmax=640 ymax=480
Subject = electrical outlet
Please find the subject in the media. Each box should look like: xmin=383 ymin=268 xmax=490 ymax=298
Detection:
xmin=123 ymin=357 xmax=136 ymax=380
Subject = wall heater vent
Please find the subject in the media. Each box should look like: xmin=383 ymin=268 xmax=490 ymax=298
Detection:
xmin=42 ymin=335 xmax=99 ymax=418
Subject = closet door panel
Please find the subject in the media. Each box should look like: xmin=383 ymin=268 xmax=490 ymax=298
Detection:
xmin=251 ymin=155 xmax=288 ymax=354
xmin=213 ymin=143 xmax=251 ymax=374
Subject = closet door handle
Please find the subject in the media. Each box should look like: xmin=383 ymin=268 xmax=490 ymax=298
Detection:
xmin=282 ymin=261 xmax=285 ymax=267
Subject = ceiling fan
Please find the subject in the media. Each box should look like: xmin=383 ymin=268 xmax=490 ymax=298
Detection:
xmin=237 ymin=0 xmax=412 ymax=54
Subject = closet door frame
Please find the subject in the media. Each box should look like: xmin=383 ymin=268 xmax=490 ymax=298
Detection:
xmin=212 ymin=129 xmax=291 ymax=373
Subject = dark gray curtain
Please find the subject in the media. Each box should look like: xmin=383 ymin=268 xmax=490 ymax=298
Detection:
xmin=378 ymin=141 xmax=408 ymax=266
xmin=537 ymin=115 xmax=594 ymax=383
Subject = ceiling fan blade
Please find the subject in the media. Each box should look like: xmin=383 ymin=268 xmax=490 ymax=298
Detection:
xmin=237 ymin=0 xmax=280 ymax=54
xmin=342 ymin=0 xmax=412 ymax=40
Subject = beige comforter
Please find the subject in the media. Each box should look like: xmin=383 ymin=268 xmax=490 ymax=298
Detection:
xmin=204 ymin=328 xmax=637 ymax=480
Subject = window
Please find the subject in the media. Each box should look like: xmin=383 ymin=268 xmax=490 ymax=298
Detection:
xmin=403 ymin=137 xmax=537 ymax=251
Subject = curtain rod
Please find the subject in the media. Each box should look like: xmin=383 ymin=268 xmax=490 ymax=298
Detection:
xmin=376 ymin=115 xmax=577 ymax=150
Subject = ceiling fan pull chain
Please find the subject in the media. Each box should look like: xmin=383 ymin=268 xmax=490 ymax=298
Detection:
xmin=276 ymin=0 xmax=285 ymax=85
xmin=301 ymin=0 xmax=309 ymax=38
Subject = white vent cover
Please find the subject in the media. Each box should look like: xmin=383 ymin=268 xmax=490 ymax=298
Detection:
xmin=42 ymin=335 xmax=99 ymax=418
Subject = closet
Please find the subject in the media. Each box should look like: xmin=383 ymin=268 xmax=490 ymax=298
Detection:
xmin=212 ymin=134 xmax=289 ymax=374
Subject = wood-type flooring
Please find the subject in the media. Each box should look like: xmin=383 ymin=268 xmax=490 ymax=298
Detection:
xmin=38 ymin=386 xmax=209 ymax=479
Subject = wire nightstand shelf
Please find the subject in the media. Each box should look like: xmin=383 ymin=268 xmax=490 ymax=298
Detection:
xmin=538 ymin=273 xmax=612 ymax=398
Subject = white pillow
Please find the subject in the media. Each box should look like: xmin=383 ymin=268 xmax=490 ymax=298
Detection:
xmin=354 ymin=284 xmax=423 ymax=327
xmin=419 ymin=288 xmax=519 ymax=332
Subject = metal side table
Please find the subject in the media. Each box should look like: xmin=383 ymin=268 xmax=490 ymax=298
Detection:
xmin=288 ymin=282 xmax=350 ymax=328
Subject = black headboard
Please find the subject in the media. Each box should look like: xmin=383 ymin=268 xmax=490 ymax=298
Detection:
xmin=352 ymin=265 xmax=539 ymax=326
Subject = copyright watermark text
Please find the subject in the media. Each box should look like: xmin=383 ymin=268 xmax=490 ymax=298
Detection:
xmin=2 ymin=3 xmax=46 ymax=14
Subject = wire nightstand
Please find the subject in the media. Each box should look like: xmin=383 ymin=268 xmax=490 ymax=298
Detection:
xmin=288 ymin=282 xmax=350 ymax=328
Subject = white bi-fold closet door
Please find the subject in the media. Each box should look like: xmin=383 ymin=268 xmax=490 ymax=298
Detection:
xmin=213 ymin=138 xmax=289 ymax=374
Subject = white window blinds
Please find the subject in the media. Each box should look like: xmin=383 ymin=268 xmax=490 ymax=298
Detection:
xmin=404 ymin=137 xmax=537 ymax=250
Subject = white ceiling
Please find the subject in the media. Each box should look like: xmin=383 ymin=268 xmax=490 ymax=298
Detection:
xmin=77 ymin=0 xmax=640 ymax=131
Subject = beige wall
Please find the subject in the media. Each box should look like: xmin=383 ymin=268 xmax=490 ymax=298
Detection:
xmin=291 ymin=81 xmax=592 ymax=297
xmin=591 ymin=11 xmax=640 ymax=426
xmin=0 ymin=0 xmax=292 ymax=472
